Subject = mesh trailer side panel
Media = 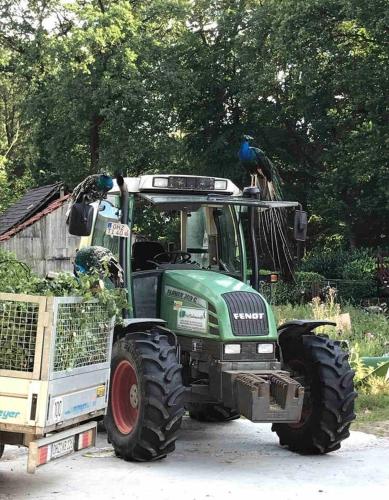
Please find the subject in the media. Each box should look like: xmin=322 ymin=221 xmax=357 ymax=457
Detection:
xmin=0 ymin=299 xmax=39 ymax=372
xmin=53 ymin=302 xmax=112 ymax=372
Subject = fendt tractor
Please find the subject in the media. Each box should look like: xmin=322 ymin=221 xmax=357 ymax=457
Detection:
xmin=68 ymin=173 xmax=356 ymax=462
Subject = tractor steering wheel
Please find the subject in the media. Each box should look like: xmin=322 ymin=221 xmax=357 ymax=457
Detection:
xmin=153 ymin=251 xmax=192 ymax=264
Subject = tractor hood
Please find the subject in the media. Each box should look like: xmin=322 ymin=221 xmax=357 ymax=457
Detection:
xmin=160 ymin=270 xmax=278 ymax=341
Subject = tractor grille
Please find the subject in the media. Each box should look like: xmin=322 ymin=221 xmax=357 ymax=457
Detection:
xmin=222 ymin=291 xmax=268 ymax=337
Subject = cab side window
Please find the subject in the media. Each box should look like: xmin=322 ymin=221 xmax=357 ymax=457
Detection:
xmin=91 ymin=198 xmax=121 ymax=257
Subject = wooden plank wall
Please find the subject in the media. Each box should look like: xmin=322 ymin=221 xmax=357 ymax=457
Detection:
xmin=0 ymin=203 xmax=80 ymax=276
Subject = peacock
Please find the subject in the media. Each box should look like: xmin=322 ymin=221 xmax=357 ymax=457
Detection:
xmin=238 ymin=135 xmax=282 ymax=200
xmin=238 ymin=135 xmax=294 ymax=279
xmin=74 ymin=246 xmax=124 ymax=289
xmin=66 ymin=174 xmax=114 ymax=220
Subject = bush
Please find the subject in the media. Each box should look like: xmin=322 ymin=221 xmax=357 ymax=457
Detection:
xmin=300 ymin=250 xmax=347 ymax=278
xmin=300 ymin=248 xmax=378 ymax=302
xmin=334 ymin=280 xmax=377 ymax=303
xmin=342 ymin=256 xmax=376 ymax=281
xmin=301 ymin=248 xmax=376 ymax=280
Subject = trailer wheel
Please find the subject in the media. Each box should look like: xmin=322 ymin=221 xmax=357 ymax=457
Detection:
xmin=0 ymin=444 xmax=4 ymax=459
xmin=272 ymin=335 xmax=356 ymax=454
xmin=188 ymin=404 xmax=240 ymax=422
xmin=105 ymin=329 xmax=185 ymax=461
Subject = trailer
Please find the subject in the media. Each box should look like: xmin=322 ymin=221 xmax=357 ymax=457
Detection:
xmin=0 ymin=292 xmax=114 ymax=473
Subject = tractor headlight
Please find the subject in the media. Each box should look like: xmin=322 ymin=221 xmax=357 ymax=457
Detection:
xmin=257 ymin=343 xmax=274 ymax=354
xmin=224 ymin=344 xmax=241 ymax=354
xmin=214 ymin=179 xmax=227 ymax=190
xmin=152 ymin=177 xmax=169 ymax=188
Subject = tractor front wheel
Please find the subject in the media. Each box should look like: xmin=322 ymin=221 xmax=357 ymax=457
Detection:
xmin=272 ymin=335 xmax=356 ymax=454
xmin=105 ymin=329 xmax=185 ymax=461
xmin=188 ymin=403 xmax=240 ymax=422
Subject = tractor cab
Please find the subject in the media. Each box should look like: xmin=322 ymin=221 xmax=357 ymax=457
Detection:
xmin=84 ymin=174 xmax=298 ymax=319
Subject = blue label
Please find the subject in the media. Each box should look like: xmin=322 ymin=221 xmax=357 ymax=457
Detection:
xmin=0 ymin=409 xmax=21 ymax=420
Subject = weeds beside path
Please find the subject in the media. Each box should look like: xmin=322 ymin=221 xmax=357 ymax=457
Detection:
xmin=353 ymin=394 xmax=389 ymax=437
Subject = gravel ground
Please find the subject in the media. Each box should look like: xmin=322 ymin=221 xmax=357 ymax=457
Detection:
xmin=1 ymin=417 xmax=389 ymax=500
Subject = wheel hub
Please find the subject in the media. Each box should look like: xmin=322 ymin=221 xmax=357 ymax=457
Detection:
xmin=129 ymin=384 xmax=139 ymax=409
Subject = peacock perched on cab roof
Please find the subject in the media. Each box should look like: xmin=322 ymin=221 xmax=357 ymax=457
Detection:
xmin=239 ymin=135 xmax=282 ymax=201
xmin=238 ymin=135 xmax=294 ymax=279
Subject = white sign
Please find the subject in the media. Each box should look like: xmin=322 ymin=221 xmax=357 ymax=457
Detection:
xmin=52 ymin=397 xmax=64 ymax=423
xmin=177 ymin=307 xmax=207 ymax=332
xmin=106 ymin=222 xmax=130 ymax=238
xmin=50 ymin=436 xmax=75 ymax=459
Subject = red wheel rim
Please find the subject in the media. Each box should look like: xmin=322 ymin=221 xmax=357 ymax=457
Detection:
xmin=111 ymin=360 xmax=140 ymax=435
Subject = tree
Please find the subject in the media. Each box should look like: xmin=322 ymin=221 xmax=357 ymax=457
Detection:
xmin=0 ymin=0 xmax=387 ymax=253
xmin=23 ymin=0 xmax=189 ymax=187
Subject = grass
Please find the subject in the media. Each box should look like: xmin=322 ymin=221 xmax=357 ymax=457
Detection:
xmin=353 ymin=393 xmax=389 ymax=436
xmin=355 ymin=393 xmax=389 ymax=422
xmin=273 ymin=303 xmax=389 ymax=357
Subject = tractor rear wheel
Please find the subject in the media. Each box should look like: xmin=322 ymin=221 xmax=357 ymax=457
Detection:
xmin=188 ymin=403 xmax=240 ymax=422
xmin=272 ymin=335 xmax=356 ymax=454
xmin=105 ymin=329 xmax=185 ymax=461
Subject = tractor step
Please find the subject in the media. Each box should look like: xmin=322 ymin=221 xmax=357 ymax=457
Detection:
xmin=226 ymin=370 xmax=304 ymax=423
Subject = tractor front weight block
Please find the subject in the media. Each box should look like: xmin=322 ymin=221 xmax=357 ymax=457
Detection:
xmin=225 ymin=371 xmax=304 ymax=423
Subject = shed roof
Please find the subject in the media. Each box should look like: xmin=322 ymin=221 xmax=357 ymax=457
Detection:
xmin=0 ymin=195 xmax=70 ymax=242
xmin=0 ymin=183 xmax=62 ymax=237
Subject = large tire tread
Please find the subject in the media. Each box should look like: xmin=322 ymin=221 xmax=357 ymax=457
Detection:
xmin=106 ymin=329 xmax=185 ymax=462
xmin=273 ymin=335 xmax=356 ymax=454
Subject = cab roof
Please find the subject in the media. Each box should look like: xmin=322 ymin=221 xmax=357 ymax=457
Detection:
xmin=108 ymin=174 xmax=240 ymax=196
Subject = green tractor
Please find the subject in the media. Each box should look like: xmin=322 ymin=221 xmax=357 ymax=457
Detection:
xmin=69 ymin=173 xmax=356 ymax=461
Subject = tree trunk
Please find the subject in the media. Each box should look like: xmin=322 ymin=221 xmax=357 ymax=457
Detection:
xmin=90 ymin=113 xmax=104 ymax=172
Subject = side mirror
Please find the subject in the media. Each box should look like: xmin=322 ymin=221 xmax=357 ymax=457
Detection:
xmin=294 ymin=210 xmax=308 ymax=242
xmin=68 ymin=199 xmax=94 ymax=236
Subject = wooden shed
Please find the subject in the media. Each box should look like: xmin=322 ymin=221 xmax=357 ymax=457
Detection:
xmin=0 ymin=183 xmax=80 ymax=276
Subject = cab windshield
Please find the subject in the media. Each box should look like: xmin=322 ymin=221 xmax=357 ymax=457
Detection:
xmin=186 ymin=206 xmax=242 ymax=275
xmin=131 ymin=197 xmax=243 ymax=277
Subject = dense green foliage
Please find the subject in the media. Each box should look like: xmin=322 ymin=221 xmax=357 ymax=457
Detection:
xmin=299 ymin=247 xmax=379 ymax=300
xmin=0 ymin=249 xmax=127 ymax=319
xmin=301 ymin=248 xmax=377 ymax=279
xmin=0 ymin=0 xmax=388 ymax=251
xmin=0 ymin=249 xmax=127 ymax=371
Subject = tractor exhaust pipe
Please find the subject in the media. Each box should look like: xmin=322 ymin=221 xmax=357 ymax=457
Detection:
xmin=117 ymin=174 xmax=129 ymax=318
xmin=243 ymin=186 xmax=261 ymax=291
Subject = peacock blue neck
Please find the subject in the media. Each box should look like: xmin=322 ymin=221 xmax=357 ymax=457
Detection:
xmin=239 ymin=140 xmax=254 ymax=162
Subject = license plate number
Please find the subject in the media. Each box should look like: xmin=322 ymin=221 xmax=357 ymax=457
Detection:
xmin=106 ymin=222 xmax=130 ymax=238
xmin=51 ymin=436 xmax=75 ymax=459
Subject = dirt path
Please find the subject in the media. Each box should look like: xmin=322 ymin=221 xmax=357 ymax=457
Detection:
xmin=353 ymin=420 xmax=389 ymax=438
xmin=1 ymin=418 xmax=389 ymax=500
